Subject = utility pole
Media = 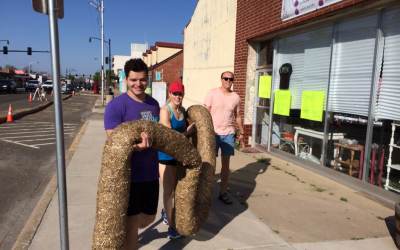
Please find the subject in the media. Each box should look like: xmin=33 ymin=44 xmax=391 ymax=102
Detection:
xmin=32 ymin=0 xmax=69 ymax=249
xmin=90 ymin=36 xmax=111 ymax=93
xmin=89 ymin=0 xmax=105 ymax=105
xmin=108 ymin=38 xmax=112 ymax=91
xmin=101 ymin=0 xmax=104 ymax=105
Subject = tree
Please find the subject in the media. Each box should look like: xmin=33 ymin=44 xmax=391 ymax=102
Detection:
xmin=67 ymin=74 xmax=75 ymax=81
xmin=93 ymin=71 xmax=101 ymax=83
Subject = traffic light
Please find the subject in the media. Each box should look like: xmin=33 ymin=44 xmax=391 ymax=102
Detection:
xmin=27 ymin=47 xmax=32 ymax=55
xmin=105 ymin=57 xmax=109 ymax=64
xmin=2 ymin=46 xmax=7 ymax=54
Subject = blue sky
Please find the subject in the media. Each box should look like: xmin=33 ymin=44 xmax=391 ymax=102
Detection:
xmin=0 ymin=0 xmax=197 ymax=75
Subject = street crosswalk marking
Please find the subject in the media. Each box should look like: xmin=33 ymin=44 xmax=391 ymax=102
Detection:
xmin=0 ymin=126 xmax=76 ymax=131
xmin=0 ymin=121 xmax=79 ymax=149
xmin=2 ymin=133 xmax=72 ymax=139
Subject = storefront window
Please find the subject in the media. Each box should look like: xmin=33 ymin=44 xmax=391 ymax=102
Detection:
xmin=254 ymin=8 xmax=400 ymax=194
xmin=258 ymin=41 xmax=273 ymax=67
xmin=270 ymin=26 xmax=332 ymax=164
xmin=371 ymin=8 xmax=400 ymax=192
xmin=324 ymin=13 xmax=378 ymax=180
xmin=254 ymin=72 xmax=273 ymax=148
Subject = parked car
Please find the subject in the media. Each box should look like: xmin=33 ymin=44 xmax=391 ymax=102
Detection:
xmin=26 ymin=80 xmax=40 ymax=92
xmin=0 ymin=79 xmax=17 ymax=94
xmin=42 ymin=80 xmax=53 ymax=93
xmin=61 ymin=83 xmax=74 ymax=94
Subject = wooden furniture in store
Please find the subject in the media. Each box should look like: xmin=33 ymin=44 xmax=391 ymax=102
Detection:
xmin=294 ymin=127 xmax=345 ymax=157
xmin=385 ymin=123 xmax=400 ymax=192
xmin=333 ymin=143 xmax=364 ymax=178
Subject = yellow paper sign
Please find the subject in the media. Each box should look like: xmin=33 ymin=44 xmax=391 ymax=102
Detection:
xmin=300 ymin=91 xmax=325 ymax=122
xmin=273 ymin=90 xmax=291 ymax=116
xmin=258 ymin=75 xmax=272 ymax=98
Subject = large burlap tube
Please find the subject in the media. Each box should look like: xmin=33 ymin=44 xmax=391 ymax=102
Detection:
xmin=175 ymin=105 xmax=216 ymax=235
xmin=92 ymin=120 xmax=201 ymax=249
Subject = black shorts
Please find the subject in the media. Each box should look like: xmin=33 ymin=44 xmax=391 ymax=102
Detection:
xmin=127 ymin=180 xmax=159 ymax=216
xmin=159 ymin=159 xmax=179 ymax=166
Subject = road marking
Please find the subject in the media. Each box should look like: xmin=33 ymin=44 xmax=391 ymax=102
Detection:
xmin=15 ymin=138 xmax=55 ymax=143
xmin=1 ymin=139 xmax=39 ymax=149
xmin=0 ymin=121 xmax=79 ymax=149
xmin=0 ymin=121 xmax=77 ymax=126
xmin=0 ymin=126 xmax=77 ymax=131
xmin=32 ymin=142 xmax=57 ymax=147
xmin=3 ymin=133 xmax=72 ymax=139
xmin=0 ymin=128 xmax=75 ymax=136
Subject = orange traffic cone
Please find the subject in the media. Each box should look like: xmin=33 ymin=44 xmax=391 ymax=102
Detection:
xmin=6 ymin=104 xmax=13 ymax=123
xmin=28 ymin=93 xmax=32 ymax=103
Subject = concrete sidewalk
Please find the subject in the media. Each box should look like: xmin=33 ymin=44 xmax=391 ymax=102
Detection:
xmin=27 ymin=104 xmax=293 ymax=250
xmin=25 ymin=101 xmax=397 ymax=250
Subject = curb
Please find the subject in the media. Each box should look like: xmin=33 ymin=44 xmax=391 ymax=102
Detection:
xmin=11 ymin=119 xmax=90 ymax=250
xmin=0 ymin=95 xmax=72 ymax=125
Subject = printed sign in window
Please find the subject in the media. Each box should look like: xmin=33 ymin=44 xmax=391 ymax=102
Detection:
xmin=300 ymin=90 xmax=325 ymax=122
xmin=274 ymin=90 xmax=291 ymax=116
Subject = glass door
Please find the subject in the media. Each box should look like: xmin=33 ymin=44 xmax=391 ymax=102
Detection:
xmin=253 ymin=69 xmax=273 ymax=149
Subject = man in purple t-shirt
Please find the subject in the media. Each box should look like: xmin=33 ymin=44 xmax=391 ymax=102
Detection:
xmin=104 ymin=58 xmax=160 ymax=250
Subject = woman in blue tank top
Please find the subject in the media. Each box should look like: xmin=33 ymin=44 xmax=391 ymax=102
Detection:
xmin=158 ymin=81 xmax=194 ymax=239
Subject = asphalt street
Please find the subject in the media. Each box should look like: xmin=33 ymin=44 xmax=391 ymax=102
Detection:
xmin=0 ymin=93 xmax=30 ymax=116
xmin=0 ymin=92 xmax=57 ymax=117
xmin=0 ymin=94 xmax=97 ymax=250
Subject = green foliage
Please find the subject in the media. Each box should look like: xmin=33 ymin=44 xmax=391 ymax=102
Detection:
xmin=93 ymin=72 xmax=101 ymax=82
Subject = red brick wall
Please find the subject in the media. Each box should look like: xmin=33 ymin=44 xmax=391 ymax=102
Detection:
xmin=234 ymin=0 xmax=378 ymax=145
xmin=151 ymin=51 xmax=183 ymax=86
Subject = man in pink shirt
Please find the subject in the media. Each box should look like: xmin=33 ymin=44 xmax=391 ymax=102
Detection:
xmin=204 ymin=71 xmax=245 ymax=205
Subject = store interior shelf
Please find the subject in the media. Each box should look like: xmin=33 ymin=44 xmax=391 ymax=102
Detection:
xmin=386 ymin=185 xmax=400 ymax=193
xmin=389 ymin=144 xmax=400 ymax=149
xmin=384 ymin=122 xmax=400 ymax=192
xmin=387 ymin=164 xmax=400 ymax=171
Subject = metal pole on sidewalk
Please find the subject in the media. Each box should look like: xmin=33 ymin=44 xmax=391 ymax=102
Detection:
xmin=108 ymin=38 xmax=111 ymax=91
xmin=47 ymin=0 xmax=69 ymax=249
xmin=100 ymin=0 xmax=105 ymax=105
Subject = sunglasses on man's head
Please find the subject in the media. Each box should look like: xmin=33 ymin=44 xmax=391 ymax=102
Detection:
xmin=172 ymin=92 xmax=183 ymax=96
xmin=222 ymin=77 xmax=234 ymax=82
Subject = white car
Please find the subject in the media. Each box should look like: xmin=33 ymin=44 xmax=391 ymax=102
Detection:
xmin=42 ymin=80 xmax=53 ymax=92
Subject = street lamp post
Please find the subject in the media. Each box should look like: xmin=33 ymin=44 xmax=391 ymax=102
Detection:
xmin=89 ymin=36 xmax=111 ymax=93
xmin=29 ymin=61 xmax=39 ymax=75
xmin=89 ymin=0 xmax=105 ymax=105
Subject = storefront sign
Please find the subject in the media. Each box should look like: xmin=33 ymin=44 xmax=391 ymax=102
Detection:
xmin=300 ymin=90 xmax=325 ymax=122
xmin=258 ymin=75 xmax=272 ymax=98
xmin=281 ymin=0 xmax=343 ymax=21
xmin=274 ymin=90 xmax=291 ymax=116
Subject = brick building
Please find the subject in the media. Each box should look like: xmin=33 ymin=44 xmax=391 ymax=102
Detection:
xmin=144 ymin=43 xmax=183 ymax=107
xmin=234 ymin=0 xmax=400 ymax=197
xmin=149 ymin=50 xmax=183 ymax=87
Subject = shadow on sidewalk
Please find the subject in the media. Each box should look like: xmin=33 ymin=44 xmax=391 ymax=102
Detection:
xmin=138 ymin=158 xmax=271 ymax=249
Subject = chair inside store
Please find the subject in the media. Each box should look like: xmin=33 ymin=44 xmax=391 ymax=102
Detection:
xmin=278 ymin=131 xmax=295 ymax=153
